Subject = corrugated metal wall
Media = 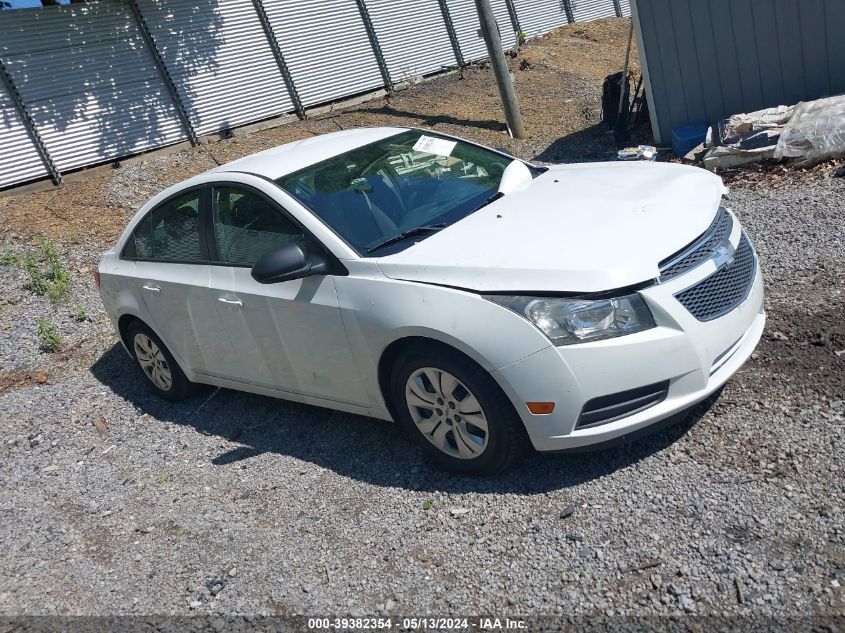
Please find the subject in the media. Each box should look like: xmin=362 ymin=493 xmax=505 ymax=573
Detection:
xmin=136 ymin=0 xmax=294 ymax=135
xmin=511 ymin=0 xmax=570 ymax=39
xmin=507 ymin=0 xmax=627 ymax=40
xmin=0 ymin=1 xmax=186 ymax=173
xmin=263 ymin=0 xmax=384 ymax=108
xmin=571 ymin=0 xmax=618 ymax=23
xmin=0 ymin=82 xmax=48 ymax=188
xmin=0 ymin=0 xmax=628 ymax=188
xmin=364 ymin=0 xmax=459 ymax=81
xmin=447 ymin=0 xmax=516 ymax=62
xmin=632 ymin=0 xmax=845 ymax=143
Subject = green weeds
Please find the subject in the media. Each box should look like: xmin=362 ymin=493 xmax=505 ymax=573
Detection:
xmin=36 ymin=318 xmax=61 ymax=353
xmin=3 ymin=239 xmax=71 ymax=304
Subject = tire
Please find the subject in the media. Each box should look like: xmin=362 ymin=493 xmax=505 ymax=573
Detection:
xmin=127 ymin=320 xmax=194 ymax=402
xmin=391 ymin=345 xmax=525 ymax=475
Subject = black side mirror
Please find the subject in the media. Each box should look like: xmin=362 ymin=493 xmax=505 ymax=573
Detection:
xmin=250 ymin=243 xmax=329 ymax=284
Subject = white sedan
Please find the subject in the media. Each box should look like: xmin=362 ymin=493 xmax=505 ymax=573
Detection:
xmin=97 ymin=127 xmax=765 ymax=474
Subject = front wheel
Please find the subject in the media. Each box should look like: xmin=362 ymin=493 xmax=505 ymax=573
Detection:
xmin=391 ymin=346 xmax=525 ymax=475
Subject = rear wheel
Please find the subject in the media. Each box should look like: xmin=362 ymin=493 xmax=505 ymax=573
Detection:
xmin=127 ymin=321 xmax=193 ymax=401
xmin=391 ymin=346 xmax=524 ymax=474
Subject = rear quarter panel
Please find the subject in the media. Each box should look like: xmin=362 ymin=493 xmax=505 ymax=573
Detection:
xmin=98 ymin=251 xmax=141 ymax=345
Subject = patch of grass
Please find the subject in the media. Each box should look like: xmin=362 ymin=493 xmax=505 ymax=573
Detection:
xmin=768 ymin=466 xmax=785 ymax=479
xmin=579 ymin=103 xmax=595 ymax=123
xmin=0 ymin=250 xmax=21 ymax=267
xmin=73 ymin=306 xmax=88 ymax=322
xmin=40 ymin=240 xmax=70 ymax=303
xmin=11 ymin=239 xmax=71 ymax=304
xmin=23 ymin=255 xmax=48 ymax=296
xmin=155 ymin=474 xmax=170 ymax=485
xmin=36 ymin=318 xmax=61 ymax=353
xmin=422 ymin=500 xmax=432 ymax=511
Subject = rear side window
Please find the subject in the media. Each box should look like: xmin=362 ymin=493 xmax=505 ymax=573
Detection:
xmin=131 ymin=190 xmax=202 ymax=262
xmin=211 ymin=186 xmax=305 ymax=265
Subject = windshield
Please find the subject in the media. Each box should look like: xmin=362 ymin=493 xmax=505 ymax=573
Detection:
xmin=275 ymin=130 xmax=512 ymax=255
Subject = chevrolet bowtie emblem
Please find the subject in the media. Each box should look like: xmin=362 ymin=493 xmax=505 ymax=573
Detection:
xmin=712 ymin=240 xmax=736 ymax=268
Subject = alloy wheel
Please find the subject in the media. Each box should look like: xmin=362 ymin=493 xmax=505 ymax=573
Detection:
xmin=405 ymin=367 xmax=489 ymax=459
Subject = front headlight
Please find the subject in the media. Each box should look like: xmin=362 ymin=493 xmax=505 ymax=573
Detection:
xmin=485 ymin=293 xmax=655 ymax=345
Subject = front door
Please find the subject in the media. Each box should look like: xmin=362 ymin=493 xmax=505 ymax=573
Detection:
xmin=206 ymin=184 xmax=368 ymax=406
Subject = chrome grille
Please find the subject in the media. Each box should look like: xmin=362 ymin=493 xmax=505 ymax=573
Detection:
xmin=659 ymin=209 xmax=733 ymax=282
xmin=675 ymin=233 xmax=756 ymax=321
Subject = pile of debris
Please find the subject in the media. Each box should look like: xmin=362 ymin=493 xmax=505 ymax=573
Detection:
xmin=687 ymin=95 xmax=845 ymax=171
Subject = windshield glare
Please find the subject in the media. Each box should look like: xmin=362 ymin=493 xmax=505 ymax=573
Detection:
xmin=276 ymin=130 xmax=512 ymax=255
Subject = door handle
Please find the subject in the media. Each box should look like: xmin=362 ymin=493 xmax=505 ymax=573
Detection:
xmin=142 ymin=284 xmax=161 ymax=293
xmin=217 ymin=297 xmax=243 ymax=307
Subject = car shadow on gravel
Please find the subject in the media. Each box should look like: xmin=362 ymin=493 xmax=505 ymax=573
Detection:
xmin=534 ymin=123 xmax=618 ymax=163
xmin=533 ymin=121 xmax=654 ymax=163
xmin=91 ymin=343 xmax=714 ymax=495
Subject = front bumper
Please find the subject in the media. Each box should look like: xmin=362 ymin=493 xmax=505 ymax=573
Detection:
xmin=493 ymin=221 xmax=765 ymax=452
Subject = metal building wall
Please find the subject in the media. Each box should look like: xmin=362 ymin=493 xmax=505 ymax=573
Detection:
xmin=364 ymin=0 xmax=457 ymax=81
xmin=0 ymin=82 xmax=48 ymax=188
xmin=446 ymin=0 xmax=516 ymax=62
xmin=632 ymin=0 xmax=845 ymax=143
xmin=262 ymin=0 xmax=384 ymax=108
xmin=0 ymin=1 xmax=186 ymax=173
xmin=136 ymin=0 xmax=294 ymax=135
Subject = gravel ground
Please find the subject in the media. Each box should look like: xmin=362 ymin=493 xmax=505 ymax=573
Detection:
xmin=1 ymin=173 xmax=842 ymax=623
xmin=0 ymin=18 xmax=843 ymax=627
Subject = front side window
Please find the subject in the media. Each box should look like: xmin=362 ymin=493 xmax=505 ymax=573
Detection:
xmin=212 ymin=186 xmax=305 ymax=266
xmin=131 ymin=190 xmax=202 ymax=262
xmin=276 ymin=130 xmax=513 ymax=255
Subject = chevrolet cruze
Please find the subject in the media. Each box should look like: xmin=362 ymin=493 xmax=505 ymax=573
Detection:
xmin=97 ymin=127 xmax=765 ymax=474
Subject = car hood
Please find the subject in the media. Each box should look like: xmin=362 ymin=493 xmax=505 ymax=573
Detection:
xmin=376 ymin=161 xmax=727 ymax=293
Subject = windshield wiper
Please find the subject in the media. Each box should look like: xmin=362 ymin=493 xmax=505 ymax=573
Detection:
xmin=472 ymin=191 xmax=504 ymax=213
xmin=367 ymin=224 xmax=446 ymax=253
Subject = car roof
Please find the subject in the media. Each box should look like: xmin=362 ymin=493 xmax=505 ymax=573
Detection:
xmin=210 ymin=126 xmax=409 ymax=180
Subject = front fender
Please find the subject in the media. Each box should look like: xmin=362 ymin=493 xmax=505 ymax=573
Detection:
xmin=334 ymin=275 xmax=551 ymax=416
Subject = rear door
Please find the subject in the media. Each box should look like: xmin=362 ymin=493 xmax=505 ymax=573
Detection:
xmin=205 ymin=183 xmax=368 ymax=406
xmin=124 ymin=187 xmax=237 ymax=375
